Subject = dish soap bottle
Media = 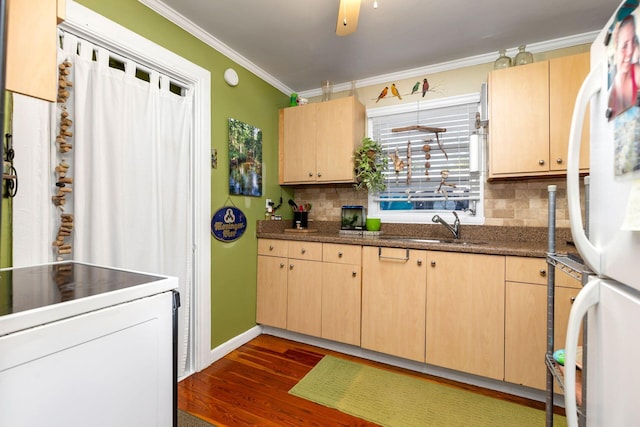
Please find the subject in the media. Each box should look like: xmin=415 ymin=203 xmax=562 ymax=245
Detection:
xmin=493 ymin=49 xmax=512 ymax=70
xmin=513 ymin=45 xmax=534 ymax=66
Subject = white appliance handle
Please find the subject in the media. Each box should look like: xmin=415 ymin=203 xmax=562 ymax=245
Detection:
xmin=566 ymin=63 xmax=603 ymax=274
xmin=565 ymin=278 xmax=601 ymax=427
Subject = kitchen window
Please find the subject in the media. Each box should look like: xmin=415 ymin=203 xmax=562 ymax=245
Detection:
xmin=366 ymin=93 xmax=485 ymax=224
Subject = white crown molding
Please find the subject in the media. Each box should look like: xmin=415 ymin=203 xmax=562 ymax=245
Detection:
xmin=138 ymin=0 xmax=598 ymax=98
xmin=299 ymin=31 xmax=599 ymax=98
xmin=138 ymin=0 xmax=294 ymax=95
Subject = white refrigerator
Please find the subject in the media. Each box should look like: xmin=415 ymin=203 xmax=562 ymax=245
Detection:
xmin=565 ymin=1 xmax=640 ymax=426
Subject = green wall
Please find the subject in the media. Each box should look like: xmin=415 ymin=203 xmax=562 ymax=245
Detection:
xmin=77 ymin=0 xmax=292 ymax=348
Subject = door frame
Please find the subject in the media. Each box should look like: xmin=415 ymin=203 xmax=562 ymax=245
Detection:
xmin=61 ymin=1 xmax=212 ymax=375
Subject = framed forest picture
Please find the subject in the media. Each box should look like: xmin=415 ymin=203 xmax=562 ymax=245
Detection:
xmin=228 ymin=118 xmax=262 ymax=196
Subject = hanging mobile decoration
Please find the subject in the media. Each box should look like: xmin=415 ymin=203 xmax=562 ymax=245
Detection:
xmin=434 ymin=131 xmax=448 ymax=160
xmin=52 ymin=59 xmax=75 ymax=261
xmin=390 ymin=147 xmax=404 ymax=183
xmin=435 ymin=169 xmax=456 ymax=199
xmin=422 ymin=142 xmax=431 ymax=177
xmin=406 ymin=140 xmax=412 ymax=184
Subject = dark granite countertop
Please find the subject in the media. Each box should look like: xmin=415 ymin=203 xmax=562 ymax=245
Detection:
xmin=256 ymin=220 xmax=576 ymax=258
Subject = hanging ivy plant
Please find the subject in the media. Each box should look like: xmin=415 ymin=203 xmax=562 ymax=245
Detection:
xmin=353 ymin=137 xmax=388 ymax=193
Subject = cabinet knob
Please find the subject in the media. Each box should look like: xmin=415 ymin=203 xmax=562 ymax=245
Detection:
xmin=338 ymin=251 xmax=343 ymax=258
xmin=280 ymin=262 xmax=285 ymax=268
xmin=570 ymin=296 xmax=576 ymax=304
xmin=352 ymin=271 xmax=357 ymax=277
xmin=430 ymin=260 xmax=436 ymax=267
xmin=317 ymin=172 xmax=322 ymax=177
xmin=539 ymin=269 xmax=546 ymax=276
xmin=301 ymin=248 xmax=306 ymax=254
xmin=289 ymin=264 xmax=294 ymax=270
xmin=556 ymin=158 xmax=563 ymax=164
xmin=269 ymin=245 xmax=274 ymax=251
xmin=308 ymin=172 xmax=313 ymax=177
xmin=417 ymin=259 xmax=422 ymax=266
xmin=538 ymin=159 xmax=545 ymax=165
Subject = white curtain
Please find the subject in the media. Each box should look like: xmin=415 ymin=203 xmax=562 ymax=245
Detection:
xmin=61 ymin=32 xmax=193 ymax=376
xmin=12 ymin=94 xmax=56 ymax=267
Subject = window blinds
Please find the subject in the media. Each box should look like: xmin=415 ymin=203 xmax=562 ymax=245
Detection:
xmin=369 ymin=98 xmax=480 ymax=211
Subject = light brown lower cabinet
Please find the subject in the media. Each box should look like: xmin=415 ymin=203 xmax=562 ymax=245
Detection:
xmin=426 ymin=252 xmax=506 ymax=380
xmin=257 ymin=240 xmax=360 ymax=343
xmin=287 ymin=258 xmax=322 ymax=336
xmin=321 ymin=244 xmax=362 ymax=346
xmin=285 ymin=241 xmax=323 ymax=336
xmin=361 ymin=246 xmax=427 ymax=362
xmin=257 ymin=240 xmax=580 ymax=390
xmin=504 ymin=256 xmax=581 ymax=391
xmin=256 ymin=239 xmax=288 ymax=329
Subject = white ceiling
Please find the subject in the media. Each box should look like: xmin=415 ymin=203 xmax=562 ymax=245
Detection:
xmin=142 ymin=0 xmax=620 ymax=95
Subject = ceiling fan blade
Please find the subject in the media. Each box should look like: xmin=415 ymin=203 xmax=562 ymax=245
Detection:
xmin=336 ymin=0 xmax=361 ymax=36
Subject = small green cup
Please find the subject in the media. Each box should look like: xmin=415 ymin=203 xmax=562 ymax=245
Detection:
xmin=366 ymin=218 xmax=381 ymax=231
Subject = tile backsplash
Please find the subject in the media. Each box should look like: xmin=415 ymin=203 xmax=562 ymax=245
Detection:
xmin=292 ymin=177 xmax=581 ymax=228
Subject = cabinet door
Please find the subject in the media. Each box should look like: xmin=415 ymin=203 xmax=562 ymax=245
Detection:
xmin=316 ymin=97 xmax=364 ymax=183
xmin=549 ymin=52 xmax=590 ymax=172
xmin=280 ymin=104 xmax=317 ymax=183
xmin=489 ymin=61 xmax=550 ymax=177
xmin=6 ymin=0 xmax=58 ymax=101
xmin=287 ymin=259 xmax=322 ymax=336
xmin=321 ymin=262 xmax=361 ymax=346
xmin=426 ymin=252 xmax=505 ymax=380
xmin=505 ymin=280 xmax=547 ymax=389
xmin=361 ymin=247 xmax=427 ymax=362
xmin=256 ymin=255 xmax=288 ymax=329
xmin=505 ymin=281 xmax=581 ymax=391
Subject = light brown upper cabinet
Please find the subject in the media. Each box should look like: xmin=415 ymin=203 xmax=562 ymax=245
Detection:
xmin=6 ymin=0 xmax=64 ymax=102
xmin=279 ymin=96 xmax=365 ymax=184
xmin=488 ymin=52 xmax=590 ymax=179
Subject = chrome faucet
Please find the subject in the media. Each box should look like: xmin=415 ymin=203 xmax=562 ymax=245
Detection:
xmin=432 ymin=212 xmax=460 ymax=239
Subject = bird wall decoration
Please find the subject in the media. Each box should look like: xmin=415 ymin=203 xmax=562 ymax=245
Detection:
xmin=422 ymin=78 xmax=430 ymax=97
xmin=391 ymin=83 xmax=402 ymax=100
xmin=376 ymin=86 xmax=388 ymax=102
xmin=373 ymin=77 xmax=431 ymax=102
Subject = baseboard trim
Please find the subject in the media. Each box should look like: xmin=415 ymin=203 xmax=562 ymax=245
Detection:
xmin=196 ymin=325 xmax=565 ymax=408
xmin=261 ymin=326 xmax=564 ymax=407
xmin=208 ymin=326 xmax=262 ymax=365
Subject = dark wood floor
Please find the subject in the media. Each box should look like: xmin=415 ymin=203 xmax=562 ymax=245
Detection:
xmin=178 ymin=334 xmax=562 ymax=427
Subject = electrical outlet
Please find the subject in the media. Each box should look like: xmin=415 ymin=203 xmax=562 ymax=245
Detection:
xmin=265 ymin=199 xmax=272 ymax=209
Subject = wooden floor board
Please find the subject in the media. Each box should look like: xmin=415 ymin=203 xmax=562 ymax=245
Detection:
xmin=178 ymin=334 xmax=562 ymax=427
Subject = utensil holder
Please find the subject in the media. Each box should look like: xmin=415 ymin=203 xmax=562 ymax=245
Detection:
xmin=293 ymin=212 xmax=308 ymax=229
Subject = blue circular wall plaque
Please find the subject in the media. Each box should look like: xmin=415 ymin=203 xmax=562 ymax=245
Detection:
xmin=211 ymin=206 xmax=247 ymax=242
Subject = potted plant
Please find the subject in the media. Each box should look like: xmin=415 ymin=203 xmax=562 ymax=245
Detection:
xmin=353 ymin=137 xmax=388 ymax=193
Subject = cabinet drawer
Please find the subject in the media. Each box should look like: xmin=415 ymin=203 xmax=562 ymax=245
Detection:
xmin=323 ymin=243 xmax=362 ymax=265
xmin=506 ymin=256 xmax=581 ymax=288
xmin=257 ymin=239 xmax=288 ymax=257
xmin=288 ymin=241 xmax=323 ymax=261
xmin=506 ymin=257 xmax=548 ymax=285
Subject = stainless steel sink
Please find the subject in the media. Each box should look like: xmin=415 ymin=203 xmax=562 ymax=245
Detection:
xmin=377 ymin=236 xmax=486 ymax=245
